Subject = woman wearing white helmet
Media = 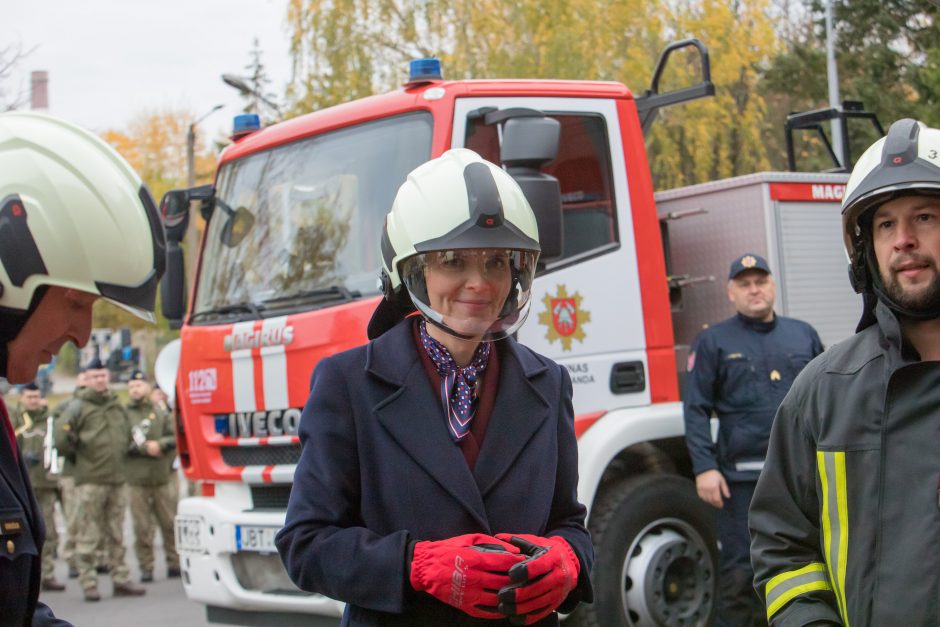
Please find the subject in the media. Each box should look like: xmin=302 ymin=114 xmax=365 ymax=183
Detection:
xmin=277 ymin=149 xmax=593 ymax=626
xmin=0 ymin=111 xmax=165 ymax=625
xmin=750 ymin=119 xmax=940 ymax=626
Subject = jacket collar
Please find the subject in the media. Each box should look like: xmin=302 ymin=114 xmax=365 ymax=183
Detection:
xmin=825 ymin=300 xmax=909 ymax=374
xmin=366 ymin=317 xmax=549 ymax=384
xmin=735 ymin=311 xmax=777 ymax=333
xmin=0 ymin=398 xmax=34 ymax=521
xmin=366 ymin=319 xmax=551 ymax=530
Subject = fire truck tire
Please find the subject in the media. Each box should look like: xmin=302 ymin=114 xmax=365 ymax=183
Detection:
xmin=567 ymin=474 xmax=718 ymax=627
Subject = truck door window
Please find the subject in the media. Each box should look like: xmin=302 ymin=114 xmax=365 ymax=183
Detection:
xmin=193 ymin=112 xmax=433 ymax=320
xmin=465 ymin=114 xmax=618 ymax=261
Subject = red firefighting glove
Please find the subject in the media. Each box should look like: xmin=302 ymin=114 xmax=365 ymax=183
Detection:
xmin=409 ymin=533 xmax=527 ymax=619
xmin=495 ymin=534 xmax=580 ymax=625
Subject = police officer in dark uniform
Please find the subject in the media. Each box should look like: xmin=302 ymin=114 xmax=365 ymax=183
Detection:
xmin=683 ymin=253 xmax=823 ymax=627
xmin=0 ymin=111 xmax=164 ymax=624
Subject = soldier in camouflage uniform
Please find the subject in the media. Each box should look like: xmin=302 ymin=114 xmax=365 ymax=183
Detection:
xmin=12 ymin=383 xmax=65 ymax=591
xmin=54 ymin=359 xmax=146 ymax=601
xmin=53 ymin=371 xmax=83 ymax=579
xmin=124 ymin=370 xmax=179 ymax=582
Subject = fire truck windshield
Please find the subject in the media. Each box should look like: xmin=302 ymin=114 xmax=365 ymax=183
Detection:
xmin=193 ymin=112 xmax=433 ymax=320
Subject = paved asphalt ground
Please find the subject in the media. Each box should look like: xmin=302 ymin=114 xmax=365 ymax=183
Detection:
xmin=38 ymin=508 xmax=234 ymax=627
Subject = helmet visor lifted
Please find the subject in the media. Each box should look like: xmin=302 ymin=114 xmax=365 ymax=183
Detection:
xmin=401 ymin=248 xmax=538 ymax=342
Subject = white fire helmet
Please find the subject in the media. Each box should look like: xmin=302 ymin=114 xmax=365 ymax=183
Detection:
xmin=0 ymin=111 xmax=166 ymax=321
xmin=374 ymin=148 xmax=540 ymax=341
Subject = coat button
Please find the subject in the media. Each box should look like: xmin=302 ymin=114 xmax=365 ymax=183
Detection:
xmin=6 ymin=540 xmax=13 ymax=553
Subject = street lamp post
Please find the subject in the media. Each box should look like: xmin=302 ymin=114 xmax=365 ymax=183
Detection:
xmin=221 ymin=73 xmax=283 ymax=120
xmin=184 ymin=104 xmax=223 ymax=287
xmin=186 ymin=104 xmax=224 ymax=188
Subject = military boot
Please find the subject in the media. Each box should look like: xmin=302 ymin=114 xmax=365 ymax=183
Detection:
xmin=83 ymin=586 xmax=101 ymax=602
xmin=113 ymin=581 xmax=147 ymax=597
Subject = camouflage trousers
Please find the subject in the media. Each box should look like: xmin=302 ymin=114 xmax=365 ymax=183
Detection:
xmin=74 ymin=483 xmax=131 ymax=590
xmin=60 ymin=476 xmax=106 ymax=567
xmin=34 ymin=487 xmax=58 ymax=580
xmin=128 ymin=481 xmax=179 ymax=571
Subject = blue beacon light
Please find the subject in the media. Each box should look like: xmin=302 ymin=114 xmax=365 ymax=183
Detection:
xmin=232 ymin=113 xmax=261 ymax=139
xmin=406 ymin=58 xmax=442 ymax=86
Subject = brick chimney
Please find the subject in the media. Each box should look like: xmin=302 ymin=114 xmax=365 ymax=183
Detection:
xmin=30 ymin=71 xmax=48 ymax=110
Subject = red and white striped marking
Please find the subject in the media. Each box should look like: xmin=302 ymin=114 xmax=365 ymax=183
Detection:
xmin=234 ymin=435 xmax=300 ymax=447
xmin=241 ymin=464 xmax=297 ymax=484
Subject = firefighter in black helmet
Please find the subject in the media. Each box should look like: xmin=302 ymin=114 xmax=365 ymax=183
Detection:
xmin=276 ymin=149 xmax=593 ymax=626
xmin=750 ymin=119 xmax=940 ymax=626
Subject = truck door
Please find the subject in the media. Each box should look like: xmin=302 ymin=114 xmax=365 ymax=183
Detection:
xmin=451 ymin=97 xmax=652 ymax=414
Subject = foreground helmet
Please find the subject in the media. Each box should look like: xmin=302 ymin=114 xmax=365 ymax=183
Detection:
xmin=0 ymin=111 xmax=165 ymax=322
xmin=371 ymin=148 xmax=540 ymax=340
xmin=842 ymin=119 xmax=940 ymax=323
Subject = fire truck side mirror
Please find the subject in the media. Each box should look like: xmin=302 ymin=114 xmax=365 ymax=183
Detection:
xmin=501 ymin=116 xmax=564 ymax=260
xmin=160 ymin=190 xmax=191 ymax=243
xmin=161 ymin=243 xmax=186 ymax=330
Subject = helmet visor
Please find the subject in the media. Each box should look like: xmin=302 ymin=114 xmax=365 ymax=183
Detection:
xmin=400 ymin=248 xmax=538 ymax=341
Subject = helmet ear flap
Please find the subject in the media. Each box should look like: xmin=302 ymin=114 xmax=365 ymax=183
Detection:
xmin=379 ymin=270 xmax=394 ymax=300
xmin=848 ymin=259 xmax=870 ymax=294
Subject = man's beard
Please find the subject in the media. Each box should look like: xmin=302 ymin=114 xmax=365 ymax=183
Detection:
xmin=880 ymin=256 xmax=940 ymax=314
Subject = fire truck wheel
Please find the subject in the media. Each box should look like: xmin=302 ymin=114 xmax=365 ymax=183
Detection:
xmin=568 ymin=473 xmax=718 ymax=627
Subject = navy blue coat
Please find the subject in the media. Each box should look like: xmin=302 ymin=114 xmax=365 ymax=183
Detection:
xmin=683 ymin=313 xmax=823 ymax=482
xmin=276 ymin=319 xmax=593 ymax=626
xmin=0 ymin=398 xmax=71 ymax=626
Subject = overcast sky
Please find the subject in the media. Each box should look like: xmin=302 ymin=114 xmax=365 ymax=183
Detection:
xmin=5 ymin=0 xmax=292 ymax=138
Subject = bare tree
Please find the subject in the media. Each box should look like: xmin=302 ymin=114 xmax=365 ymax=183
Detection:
xmin=0 ymin=42 xmax=33 ymax=112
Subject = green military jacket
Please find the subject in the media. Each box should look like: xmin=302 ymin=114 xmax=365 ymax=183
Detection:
xmin=54 ymin=387 xmax=131 ymax=486
xmin=11 ymin=404 xmax=57 ymax=489
xmin=124 ymin=398 xmax=176 ymax=486
xmin=50 ymin=388 xmax=84 ymax=478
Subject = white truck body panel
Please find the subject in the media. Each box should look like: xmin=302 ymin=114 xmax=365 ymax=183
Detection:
xmin=176 ymin=485 xmax=344 ymax=618
xmin=656 ymin=172 xmax=856 ymax=358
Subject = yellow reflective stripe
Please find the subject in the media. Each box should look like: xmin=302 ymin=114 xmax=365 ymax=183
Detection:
xmin=817 ymin=450 xmax=850 ymax=627
xmin=834 ymin=452 xmax=850 ymax=627
xmin=765 ymin=562 xmax=830 ymax=620
xmin=767 ymin=580 xmax=831 ymax=620
xmin=766 ymin=562 xmax=828 ymax=597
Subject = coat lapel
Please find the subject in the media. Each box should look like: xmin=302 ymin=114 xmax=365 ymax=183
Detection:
xmin=0 ymin=400 xmax=33 ymax=517
xmin=473 ymin=340 xmax=550 ymax=497
xmin=369 ymin=321 xmax=490 ymax=529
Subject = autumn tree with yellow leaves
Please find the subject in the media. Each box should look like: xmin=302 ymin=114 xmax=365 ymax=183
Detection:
xmin=95 ymin=109 xmax=218 ymax=332
xmin=284 ymin=0 xmax=778 ymax=189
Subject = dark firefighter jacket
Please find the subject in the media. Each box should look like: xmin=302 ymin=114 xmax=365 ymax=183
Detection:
xmin=275 ymin=319 xmax=593 ymax=626
xmin=750 ymin=301 xmax=940 ymax=626
xmin=0 ymin=398 xmax=72 ymax=626
xmin=684 ymin=312 xmax=823 ymax=482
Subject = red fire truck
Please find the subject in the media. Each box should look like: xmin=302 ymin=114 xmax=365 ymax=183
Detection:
xmin=157 ymin=40 xmax=859 ymax=626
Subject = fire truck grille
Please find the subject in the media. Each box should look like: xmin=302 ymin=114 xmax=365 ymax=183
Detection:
xmin=250 ymin=485 xmax=293 ymax=510
xmin=219 ymin=444 xmax=302 ymax=467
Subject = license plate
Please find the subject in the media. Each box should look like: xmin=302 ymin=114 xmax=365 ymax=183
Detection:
xmin=235 ymin=525 xmax=278 ymax=553
xmin=176 ymin=516 xmax=205 ymax=553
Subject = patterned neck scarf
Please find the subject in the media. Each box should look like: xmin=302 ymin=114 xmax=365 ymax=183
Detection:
xmin=418 ymin=319 xmax=492 ymax=442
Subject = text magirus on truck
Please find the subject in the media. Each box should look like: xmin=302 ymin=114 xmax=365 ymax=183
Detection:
xmin=156 ymin=38 xmax=864 ymax=627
